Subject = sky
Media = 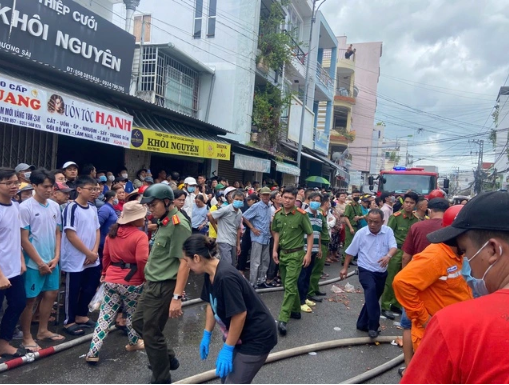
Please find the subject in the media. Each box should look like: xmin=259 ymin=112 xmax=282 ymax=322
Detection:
xmin=320 ymin=0 xmax=509 ymax=174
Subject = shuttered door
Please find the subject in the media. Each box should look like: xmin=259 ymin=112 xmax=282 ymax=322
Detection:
xmin=0 ymin=123 xmax=56 ymax=169
xmin=218 ymin=159 xmax=245 ymax=185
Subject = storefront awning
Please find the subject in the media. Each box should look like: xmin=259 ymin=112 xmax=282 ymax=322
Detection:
xmin=129 ymin=111 xmax=231 ymax=160
xmin=275 ymin=161 xmax=301 ymax=176
xmin=306 ymin=150 xmax=350 ymax=183
xmin=234 ymin=153 xmax=271 ymax=173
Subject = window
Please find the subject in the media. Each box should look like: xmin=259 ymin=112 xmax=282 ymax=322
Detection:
xmin=207 ymin=0 xmax=217 ymax=37
xmin=193 ymin=0 xmax=204 ymax=38
xmin=285 ymin=6 xmax=302 ymax=41
xmin=133 ymin=15 xmax=151 ymax=43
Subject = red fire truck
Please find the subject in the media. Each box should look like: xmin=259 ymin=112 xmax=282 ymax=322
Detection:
xmin=369 ymin=166 xmax=446 ymax=198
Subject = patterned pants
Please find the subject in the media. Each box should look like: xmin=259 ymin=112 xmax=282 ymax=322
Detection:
xmin=87 ymin=282 xmax=143 ymax=358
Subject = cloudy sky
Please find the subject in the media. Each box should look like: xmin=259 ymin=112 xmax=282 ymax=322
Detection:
xmin=321 ymin=0 xmax=509 ymax=174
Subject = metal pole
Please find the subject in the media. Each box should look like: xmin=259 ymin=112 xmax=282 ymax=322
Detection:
xmin=296 ymin=0 xmax=318 ymax=183
xmin=137 ymin=17 xmax=146 ymax=94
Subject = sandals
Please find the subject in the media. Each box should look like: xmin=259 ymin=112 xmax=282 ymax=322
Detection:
xmin=1 ymin=347 xmax=26 ymax=359
xmin=125 ymin=339 xmax=144 ymax=352
xmin=63 ymin=324 xmax=85 ymax=336
xmin=37 ymin=333 xmax=65 ymax=342
xmin=398 ymin=366 xmax=406 ymax=377
xmin=76 ymin=319 xmax=96 ymax=329
xmin=20 ymin=343 xmax=41 ymax=353
xmin=85 ymin=355 xmax=99 ymax=364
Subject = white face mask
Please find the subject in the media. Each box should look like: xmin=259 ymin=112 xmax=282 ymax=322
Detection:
xmin=108 ymin=175 xmax=115 ymax=182
xmin=121 ymin=173 xmax=128 ymax=179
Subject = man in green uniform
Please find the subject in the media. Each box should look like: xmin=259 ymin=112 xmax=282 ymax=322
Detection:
xmin=343 ymin=190 xmax=362 ymax=262
xmin=380 ymin=191 xmax=419 ymax=318
xmin=133 ymin=184 xmax=192 ymax=384
xmin=272 ymin=187 xmax=313 ymax=336
xmin=307 ymin=194 xmax=331 ymax=302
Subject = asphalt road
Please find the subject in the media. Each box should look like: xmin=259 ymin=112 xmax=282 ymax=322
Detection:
xmin=2 ymin=263 xmax=403 ymax=384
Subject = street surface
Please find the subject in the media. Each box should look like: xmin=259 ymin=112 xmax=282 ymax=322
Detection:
xmin=2 ymin=264 xmax=402 ymax=384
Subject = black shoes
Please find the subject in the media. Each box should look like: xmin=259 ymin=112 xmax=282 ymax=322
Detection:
xmin=368 ymin=330 xmax=379 ymax=339
xmin=278 ymin=321 xmax=287 ymax=336
xmin=257 ymin=282 xmax=272 ymax=289
xmin=315 ymin=291 xmax=327 ymax=296
xmin=148 ymin=357 xmax=180 ymax=371
xmin=290 ymin=312 xmax=301 ymax=320
xmin=307 ymin=296 xmax=323 ymax=303
xmin=382 ymin=310 xmax=395 ymax=320
xmin=390 ymin=305 xmax=402 ymax=315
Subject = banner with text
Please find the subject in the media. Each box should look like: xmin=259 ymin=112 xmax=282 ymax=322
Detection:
xmin=130 ymin=127 xmax=231 ymax=160
xmin=0 ymin=73 xmax=133 ymax=147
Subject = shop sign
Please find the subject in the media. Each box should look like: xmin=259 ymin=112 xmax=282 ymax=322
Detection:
xmin=275 ymin=161 xmax=301 ymax=176
xmin=0 ymin=0 xmax=135 ymax=92
xmin=234 ymin=154 xmax=270 ymax=173
xmin=314 ymin=128 xmax=329 ymax=155
xmin=0 ymin=73 xmax=133 ymax=147
xmin=130 ymin=127 xmax=231 ymax=160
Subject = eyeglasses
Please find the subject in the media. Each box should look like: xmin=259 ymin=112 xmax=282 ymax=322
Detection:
xmin=81 ymin=187 xmax=101 ymax=192
xmin=0 ymin=181 xmax=20 ymax=187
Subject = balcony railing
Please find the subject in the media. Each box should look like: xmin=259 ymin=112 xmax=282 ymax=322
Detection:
xmin=338 ymin=48 xmax=356 ymax=62
xmin=316 ymin=61 xmax=334 ymax=94
xmin=284 ymin=30 xmax=307 ymax=66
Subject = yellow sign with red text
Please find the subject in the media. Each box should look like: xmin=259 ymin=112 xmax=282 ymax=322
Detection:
xmin=130 ymin=127 xmax=230 ymax=160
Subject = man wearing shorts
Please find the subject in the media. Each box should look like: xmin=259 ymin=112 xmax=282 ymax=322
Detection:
xmin=19 ymin=169 xmax=64 ymax=351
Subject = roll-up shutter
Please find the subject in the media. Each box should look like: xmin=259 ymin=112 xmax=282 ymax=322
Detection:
xmin=218 ymin=159 xmax=245 ymax=185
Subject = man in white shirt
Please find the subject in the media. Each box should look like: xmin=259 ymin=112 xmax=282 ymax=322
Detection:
xmin=19 ymin=169 xmax=64 ymax=352
xmin=0 ymin=167 xmax=26 ymax=358
xmin=182 ymin=177 xmax=198 ymax=217
xmin=380 ymin=191 xmax=394 ymax=226
xmin=61 ymin=176 xmax=101 ymax=337
xmin=340 ymin=209 xmax=397 ymax=338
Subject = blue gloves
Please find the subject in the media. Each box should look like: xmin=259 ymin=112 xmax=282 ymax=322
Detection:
xmin=200 ymin=330 xmax=212 ymax=360
xmin=215 ymin=343 xmax=235 ymax=379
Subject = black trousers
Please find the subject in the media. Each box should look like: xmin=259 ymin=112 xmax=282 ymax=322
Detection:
xmin=357 ymin=267 xmax=387 ymax=331
xmin=64 ymin=266 xmax=101 ymax=325
xmin=238 ymin=229 xmax=251 ymax=271
xmin=267 ymin=237 xmax=279 ymax=281
xmin=297 ymin=252 xmax=317 ymax=305
xmin=0 ymin=275 xmax=26 ymax=342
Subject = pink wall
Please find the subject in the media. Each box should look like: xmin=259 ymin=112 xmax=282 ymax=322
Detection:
xmin=337 ymin=37 xmax=382 ymax=172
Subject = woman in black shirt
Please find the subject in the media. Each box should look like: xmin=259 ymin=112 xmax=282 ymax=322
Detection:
xmin=182 ymin=234 xmax=277 ymax=384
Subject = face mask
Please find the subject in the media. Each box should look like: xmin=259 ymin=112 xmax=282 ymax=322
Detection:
xmin=461 ymin=257 xmax=482 ymax=298
xmin=390 ymin=196 xmax=396 ymax=203
xmin=233 ymin=200 xmax=244 ymax=209
xmin=222 ymin=202 xmax=229 ymax=207
xmin=24 ymin=172 xmax=31 ymax=180
xmin=139 ymin=176 xmax=145 ymax=181
xmin=112 ymin=199 xmax=119 ymax=205
xmin=99 ymin=175 xmax=107 ymax=182
xmin=353 ymin=196 xmax=360 ymax=202
xmin=108 ymin=175 xmax=115 ymax=182
xmin=188 ymin=186 xmax=196 ymax=193
xmin=121 ymin=173 xmax=128 ymax=179
xmin=464 ymin=240 xmax=497 ymax=297
xmin=310 ymin=201 xmax=321 ymax=210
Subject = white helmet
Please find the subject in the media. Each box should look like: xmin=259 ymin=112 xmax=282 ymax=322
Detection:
xmin=224 ymin=186 xmax=237 ymax=197
xmin=184 ymin=177 xmax=197 ymax=186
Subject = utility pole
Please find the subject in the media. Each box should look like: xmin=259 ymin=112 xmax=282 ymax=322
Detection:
xmin=296 ymin=0 xmax=327 ymax=183
xmin=472 ymin=139 xmax=484 ymax=194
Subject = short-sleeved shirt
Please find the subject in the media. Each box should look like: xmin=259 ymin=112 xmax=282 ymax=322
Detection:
xmin=271 ymin=207 xmax=313 ymax=250
xmin=242 ymin=201 xmax=271 ymax=245
xmin=19 ymin=198 xmax=62 ymax=270
xmin=61 ymin=201 xmax=100 ymax=273
xmin=144 ymin=208 xmax=192 ymax=282
xmin=380 ymin=203 xmax=393 ymax=226
xmin=0 ymin=202 xmax=21 ymax=279
xmin=388 ymin=210 xmax=419 ymax=247
xmin=208 ymin=204 xmax=219 ymax=238
xmin=200 ymin=259 xmax=277 ymax=355
xmin=211 ymin=204 xmax=242 ymax=246
xmin=401 ymin=218 xmax=442 ymax=256
xmin=191 ymin=204 xmax=209 ymax=229
xmin=344 ymin=203 xmax=362 ymax=229
xmin=345 ymin=225 xmax=397 ymax=273
xmin=304 ymin=208 xmax=325 ymax=252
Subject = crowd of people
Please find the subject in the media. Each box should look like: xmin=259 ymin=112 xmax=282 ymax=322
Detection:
xmin=0 ymin=160 xmax=508 ymax=384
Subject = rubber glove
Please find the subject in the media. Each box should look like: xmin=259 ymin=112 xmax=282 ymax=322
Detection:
xmin=215 ymin=343 xmax=235 ymax=378
xmin=200 ymin=330 xmax=212 ymax=360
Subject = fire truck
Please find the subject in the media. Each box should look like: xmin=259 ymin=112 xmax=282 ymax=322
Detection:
xmin=368 ymin=166 xmax=447 ymax=198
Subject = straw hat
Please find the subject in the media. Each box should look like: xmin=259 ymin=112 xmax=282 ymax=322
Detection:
xmin=117 ymin=201 xmax=147 ymax=225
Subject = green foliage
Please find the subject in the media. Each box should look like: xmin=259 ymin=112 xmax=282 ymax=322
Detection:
xmin=257 ymin=1 xmax=294 ymax=70
xmin=492 ymin=107 xmax=499 ymax=127
xmin=252 ymin=83 xmax=292 ymax=148
xmin=489 ymin=129 xmax=497 ymax=148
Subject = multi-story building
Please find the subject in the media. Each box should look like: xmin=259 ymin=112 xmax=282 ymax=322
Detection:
xmin=494 ymin=86 xmax=509 ymax=189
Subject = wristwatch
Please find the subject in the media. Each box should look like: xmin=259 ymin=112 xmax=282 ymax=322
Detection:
xmin=173 ymin=294 xmax=183 ymax=300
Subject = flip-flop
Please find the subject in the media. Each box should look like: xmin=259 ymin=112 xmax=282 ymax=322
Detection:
xmin=37 ymin=333 xmax=65 ymax=342
xmin=20 ymin=343 xmax=41 ymax=353
xmin=76 ymin=319 xmax=96 ymax=328
xmin=1 ymin=347 xmax=26 ymax=358
xmin=398 ymin=367 xmax=406 ymax=377
xmin=63 ymin=324 xmax=85 ymax=336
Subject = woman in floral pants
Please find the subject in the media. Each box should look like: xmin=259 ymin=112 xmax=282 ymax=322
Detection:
xmin=86 ymin=201 xmax=149 ymax=363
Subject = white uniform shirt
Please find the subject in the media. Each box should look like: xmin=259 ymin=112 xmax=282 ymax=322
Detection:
xmin=20 ymin=198 xmax=62 ymax=270
xmin=0 ymin=202 xmax=22 ymax=279
xmin=61 ymin=202 xmax=100 ymax=273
